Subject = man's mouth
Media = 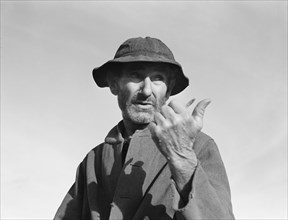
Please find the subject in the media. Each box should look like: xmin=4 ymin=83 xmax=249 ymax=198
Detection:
xmin=134 ymin=101 xmax=153 ymax=109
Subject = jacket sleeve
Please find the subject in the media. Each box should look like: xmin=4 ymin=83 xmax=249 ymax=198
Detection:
xmin=54 ymin=161 xmax=89 ymax=220
xmin=172 ymin=138 xmax=234 ymax=220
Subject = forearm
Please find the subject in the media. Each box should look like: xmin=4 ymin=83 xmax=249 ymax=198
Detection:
xmin=171 ymin=138 xmax=235 ymax=220
xmin=172 ymin=163 xmax=234 ymax=220
xmin=168 ymin=159 xmax=197 ymax=204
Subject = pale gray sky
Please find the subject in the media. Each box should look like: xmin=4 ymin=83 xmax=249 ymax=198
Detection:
xmin=1 ymin=1 xmax=287 ymax=219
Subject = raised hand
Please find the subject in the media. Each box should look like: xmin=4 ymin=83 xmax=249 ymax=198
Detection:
xmin=149 ymin=98 xmax=211 ymax=197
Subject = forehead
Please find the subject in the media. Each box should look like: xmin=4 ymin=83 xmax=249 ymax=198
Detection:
xmin=122 ymin=62 xmax=171 ymax=73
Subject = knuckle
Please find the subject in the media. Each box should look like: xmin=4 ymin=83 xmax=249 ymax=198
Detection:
xmin=163 ymin=120 xmax=172 ymax=129
xmin=160 ymin=105 xmax=167 ymax=112
xmin=154 ymin=125 xmax=162 ymax=134
xmin=169 ymin=99 xmax=177 ymax=106
xmin=153 ymin=128 xmax=166 ymax=138
xmin=172 ymin=116 xmax=182 ymax=126
xmin=169 ymin=99 xmax=180 ymax=109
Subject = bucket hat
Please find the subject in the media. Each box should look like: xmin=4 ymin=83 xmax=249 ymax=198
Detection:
xmin=92 ymin=37 xmax=189 ymax=95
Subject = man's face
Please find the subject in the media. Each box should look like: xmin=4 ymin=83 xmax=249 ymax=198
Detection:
xmin=113 ymin=63 xmax=173 ymax=125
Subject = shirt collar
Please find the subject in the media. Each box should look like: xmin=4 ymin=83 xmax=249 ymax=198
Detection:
xmin=104 ymin=120 xmax=151 ymax=145
xmin=104 ymin=121 xmax=125 ymax=145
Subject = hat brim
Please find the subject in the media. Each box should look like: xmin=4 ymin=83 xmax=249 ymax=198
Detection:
xmin=92 ymin=55 xmax=189 ymax=95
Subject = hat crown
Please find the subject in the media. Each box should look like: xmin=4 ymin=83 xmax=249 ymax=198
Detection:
xmin=114 ymin=37 xmax=176 ymax=61
xmin=92 ymin=36 xmax=189 ymax=95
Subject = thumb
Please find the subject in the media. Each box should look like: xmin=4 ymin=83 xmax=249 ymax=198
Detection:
xmin=192 ymin=99 xmax=211 ymax=119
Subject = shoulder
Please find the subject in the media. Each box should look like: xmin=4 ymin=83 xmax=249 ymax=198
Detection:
xmin=194 ymin=131 xmax=214 ymax=146
xmin=194 ymin=131 xmax=215 ymax=150
xmin=193 ymin=132 xmax=220 ymax=158
xmin=77 ymin=143 xmax=105 ymax=169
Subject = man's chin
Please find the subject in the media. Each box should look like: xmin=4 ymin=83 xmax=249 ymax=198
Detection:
xmin=128 ymin=113 xmax=154 ymax=125
xmin=133 ymin=117 xmax=153 ymax=125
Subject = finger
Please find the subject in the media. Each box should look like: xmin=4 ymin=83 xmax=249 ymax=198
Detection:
xmin=148 ymin=121 xmax=158 ymax=138
xmin=168 ymin=99 xmax=187 ymax=115
xmin=186 ymin=98 xmax=196 ymax=108
xmin=148 ymin=122 xmax=163 ymax=147
xmin=154 ymin=111 xmax=167 ymax=126
xmin=160 ymin=105 xmax=177 ymax=121
xmin=192 ymin=99 xmax=211 ymax=119
xmin=148 ymin=122 xmax=173 ymax=157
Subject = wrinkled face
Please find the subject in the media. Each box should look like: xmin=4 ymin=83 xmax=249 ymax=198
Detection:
xmin=110 ymin=63 xmax=173 ymax=125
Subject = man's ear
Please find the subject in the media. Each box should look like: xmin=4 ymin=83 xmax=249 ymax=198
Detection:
xmin=109 ymin=83 xmax=118 ymax=96
xmin=107 ymin=76 xmax=119 ymax=96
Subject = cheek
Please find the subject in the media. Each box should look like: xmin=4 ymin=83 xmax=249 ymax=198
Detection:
xmin=124 ymin=83 xmax=141 ymax=97
xmin=118 ymin=83 xmax=138 ymax=102
xmin=153 ymin=84 xmax=169 ymax=99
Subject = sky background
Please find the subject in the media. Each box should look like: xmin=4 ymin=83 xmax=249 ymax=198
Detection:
xmin=1 ymin=1 xmax=287 ymax=219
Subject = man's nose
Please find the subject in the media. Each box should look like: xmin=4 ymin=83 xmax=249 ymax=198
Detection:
xmin=140 ymin=77 xmax=152 ymax=96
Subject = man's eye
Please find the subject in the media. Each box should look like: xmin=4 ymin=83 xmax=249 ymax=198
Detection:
xmin=129 ymin=72 xmax=140 ymax=79
xmin=152 ymin=75 xmax=165 ymax=81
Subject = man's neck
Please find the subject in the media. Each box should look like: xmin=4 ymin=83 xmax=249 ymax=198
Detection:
xmin=122 ymin=120 xmax=149 ymax=139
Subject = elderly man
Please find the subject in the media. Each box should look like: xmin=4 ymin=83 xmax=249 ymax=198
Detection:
xmin=54 ymin=37 xmax=234 ymax=220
